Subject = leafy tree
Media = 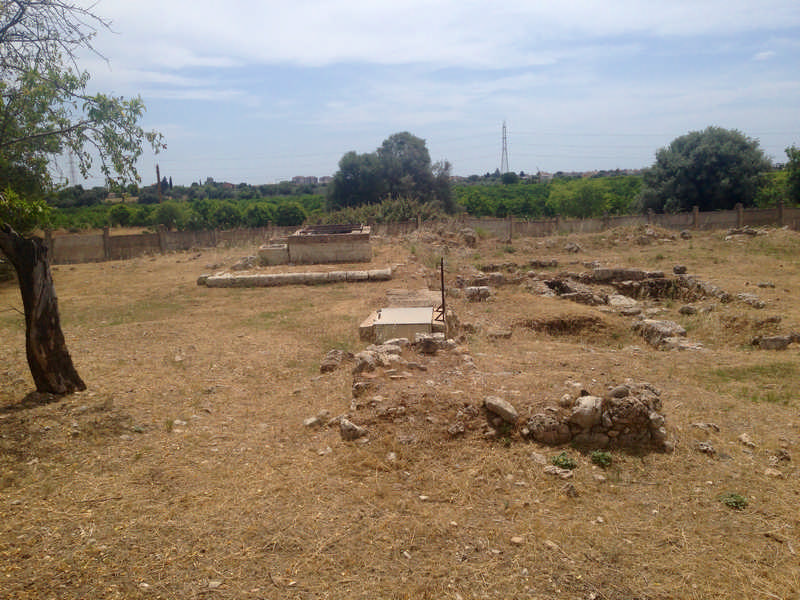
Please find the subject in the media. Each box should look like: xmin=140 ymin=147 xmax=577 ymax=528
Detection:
xmin=243 ymin=202 xmax=274 ymax=227
xmin=327 ymin=132 xmax=453 ymax=212
xmin=108 ymin=203 xmax=133 ymax=227
xmin=274 ymin=202 xmax=306 ymax=226
xmin=152 ymin=202 xmax=183 ymax=230
xmin=377 ymin=132 xmax=434 ymax=199
xmin=638 ymin=127 xmax=771 ymax=213
xmin=786 ymin=145 xmax=800 ymax=205
xmin=209 ymin=201 xmax=241 ymax=229
xmin=0 ymin=0 xmax=163 ymax=395
xmin=501 ymin=171 xmax=520 ymax=185
xmin=0 ymin=188 xmax=50 ymax=234
xmin=327 ymin=151 xmax=385 ymax=209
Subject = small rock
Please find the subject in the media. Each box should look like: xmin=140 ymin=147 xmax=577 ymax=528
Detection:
xmin=339 ymin=418 xmax=368 ymax=441
xmin=529 ymin=452 xmax=548 ymax=465
xmin=208 ymin=581 xmax=222 ymax=589
xmin=673 ymin=265 xmax=688 ymax=275
xmin=544 ymin=465 xmax=573 ymax=479
xmin=696 ymin=441 xmax=715 ymax=455
xmin=679 ymin=305 xmax=697 ymax=315
xmin=561 ymin=483 xmax=579 ymax=497
xmin=691 ymin=422 xmax=720 ymax=432
xmin=487 ymin=328 xmax=512 ymax=340
xmin=737 ymin=433 xmax=756 ymax=448
xmin=484 ymin=396 xmax=519 ymax=424
xmin=447 ymin=423 xmax=465 ymax=436
xmin=510 ymin=536 xmax=524 ymax=545
xmin=764 ymin=468 xmax=783 ymax=478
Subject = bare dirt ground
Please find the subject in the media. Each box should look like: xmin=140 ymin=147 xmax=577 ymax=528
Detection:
xmin=1 ymin=225 xmax=799 ymax=600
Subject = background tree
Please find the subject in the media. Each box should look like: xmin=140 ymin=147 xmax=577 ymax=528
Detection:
xmin=327 ymin=132 xmax=453 ymax=213
xmin=274 ymin=202 xmax=306 ymax=227
xmin=785 ymin=145 xmax=800 ymax=205
xmin=638 ymin=126 xmax=771 ymax=213
xmin=0 ymin=0 xmax=163 ymax=395
xmin=327 ymin=151 xmax=385 ymax=210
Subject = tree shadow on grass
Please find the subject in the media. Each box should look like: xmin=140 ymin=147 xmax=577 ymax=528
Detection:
xmin=0 ymin=391 xmax=63 ymax=414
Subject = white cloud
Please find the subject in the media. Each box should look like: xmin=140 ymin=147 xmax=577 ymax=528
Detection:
xmin=753 ymin=50 xmax=777 ymax=61
xmin=91 ymin=0 xmax=800 ymax=71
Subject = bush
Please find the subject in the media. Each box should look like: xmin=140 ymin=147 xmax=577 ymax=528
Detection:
xmin=243 ymin=203 xmax=275 ymax=227
xmin=0 ymin=188 xmax=50 ymax=234
xmin=274 ymin=202 xmax=306 ymax=227
xmin=108 ymin=203 xmax=133 ymax=227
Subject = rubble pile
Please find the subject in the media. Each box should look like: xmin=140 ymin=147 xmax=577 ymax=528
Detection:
xmin=522 ymin=381 xmax=671 ymax=451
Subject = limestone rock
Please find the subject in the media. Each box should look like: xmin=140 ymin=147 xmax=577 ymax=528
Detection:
xmin=569 ymin=396 xmax=602 ymax=430
xmin=465 ymin=286 xmax=491 ymax=302
xmin=484 ymin=396 xmax=519 ymax=424
xmin=524 ymin=413 xmax=572 ymax=445
xmin=632 ymin=319 xmax=687 ymax=348
xmin=339 ymin=418 xmax=368 ymax=441
xmin=352 ymin=351 xmax=377 ymax=374
xmin=737 ymin=292 xmax=765 ymax=309
xmin=231 ymin=256 xmax=256 ymax=271
xmin=320 ymin=349 xmax=353 ymax=373
xmin=755 ymin=335 xmax=791 ymax=350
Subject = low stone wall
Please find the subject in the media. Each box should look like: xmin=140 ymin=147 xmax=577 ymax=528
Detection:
xmin=199 ymin=267 xmax=392 ymax=288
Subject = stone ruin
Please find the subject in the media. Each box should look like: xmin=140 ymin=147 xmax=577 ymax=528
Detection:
xmin=258 ymin=223 xmax=372 ymax=266
xmin=515 ymin=381 xmax=671 ymax=451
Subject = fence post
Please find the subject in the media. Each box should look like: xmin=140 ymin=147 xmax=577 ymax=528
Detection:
xmin=735 ymin=203 xmax=743 ymax=228
xmin=693 ymin=206 xmax=699 ymax=229
xmin=507 ymin=214 xmax=513 ymax=240
xmin=647 ymin=209 xmax=654 ymax=224
xmin=102 ymin=226 xmax=110 ymax=260
xmin=777 ymin=200 xmax=784 ymax=227
xmin=158 ymin=225 xmax=166 ymax=253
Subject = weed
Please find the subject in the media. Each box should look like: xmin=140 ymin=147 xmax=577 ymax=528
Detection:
xmin=551 ymin=452 xmax=577 ymax=470
xmin=590 ymin=451 xmax=613 ymax=468
xmin=503 ymin=245 xmax=516 ymax=254
xmin=719 ymin=492 xmax=748 ymax=510
xmin=164 ymin=419 xmax=174 ymax=433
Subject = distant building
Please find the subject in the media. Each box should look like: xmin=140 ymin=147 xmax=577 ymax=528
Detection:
xmin=318 ymin=176 xmax=333 ymax=184
xmin=292 ymin=176 xmax=318 ymax=185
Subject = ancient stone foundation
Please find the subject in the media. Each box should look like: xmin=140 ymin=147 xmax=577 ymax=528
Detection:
xmin=522 ymin=381 xmax=670 ymax=451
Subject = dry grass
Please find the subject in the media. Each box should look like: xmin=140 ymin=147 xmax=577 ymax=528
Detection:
xmin=1 ymin=227 xmax=799 ymax=599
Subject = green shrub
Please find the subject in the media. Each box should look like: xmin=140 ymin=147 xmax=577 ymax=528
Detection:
xmin=551 ymin=452 xmax=577 ymax=470
xmin=590 ymin=451 xmax=612 ymax=468
xmin=719 ymin=492 xmax=748 ymax=510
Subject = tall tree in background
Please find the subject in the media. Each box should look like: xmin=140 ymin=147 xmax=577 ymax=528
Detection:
xmin=0 ymin=0 xmax=163 ymax=395
xmin=327 ymin=132 xmax=453 ymax=213
xmin=785 ymin=145 xmax=800 ymax=205
xmin=638 ymin=126 xmax=771 ymax=213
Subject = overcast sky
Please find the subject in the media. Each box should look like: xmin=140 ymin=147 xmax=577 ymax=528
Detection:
xmin=73 ymin=0 xmax=800 ymax=186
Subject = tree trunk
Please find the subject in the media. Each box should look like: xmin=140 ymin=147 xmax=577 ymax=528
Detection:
xmin=0 ymin=224 xmax=86 ymax=394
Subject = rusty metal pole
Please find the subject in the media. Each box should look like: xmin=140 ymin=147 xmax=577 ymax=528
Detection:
xmin=440 ymin=257 xmax=446 ymax=337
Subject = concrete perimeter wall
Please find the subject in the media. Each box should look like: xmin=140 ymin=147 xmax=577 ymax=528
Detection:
xmin=48 ymin=203 xmax=797 ymax=264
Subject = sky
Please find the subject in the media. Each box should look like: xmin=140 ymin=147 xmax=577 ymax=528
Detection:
xmin=71 ymin=0 xmax=800 ymax=186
